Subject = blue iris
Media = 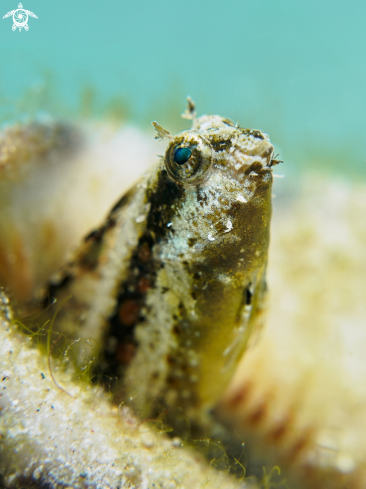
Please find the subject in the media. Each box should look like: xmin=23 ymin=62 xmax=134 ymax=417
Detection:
xmin=174 ymin=146 xmax=192 ymax=165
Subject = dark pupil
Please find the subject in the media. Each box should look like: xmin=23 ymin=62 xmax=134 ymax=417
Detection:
xmin=174 ymin=146 xmax=192 ymax=165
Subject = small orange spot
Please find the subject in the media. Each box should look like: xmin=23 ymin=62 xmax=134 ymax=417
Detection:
xmin=285 ymin=431 xmax=312 ymax=462
xmin=119 ymin=300 xmax=140 ymax=326
xmin=247 ymin=400 xmax=267 ymax=426
xmin=117 ymin=343 xmax=136 ymax=365
xmin=137 ymin=277 xmax=150 ymax=294
xmin=227 ymin=382 xmax=252 ymax=408
xmin=268 ymin=420 xmax=289 ymax=442
xmin=138 ymin=242 xmax=151 ymax=263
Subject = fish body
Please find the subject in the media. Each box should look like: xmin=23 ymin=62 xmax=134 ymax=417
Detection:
xmin=46 ymin=110 xmax=275 ymax=428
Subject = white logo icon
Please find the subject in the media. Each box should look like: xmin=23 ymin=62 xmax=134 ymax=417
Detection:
xmin=3 ymin=3 xmax=38 ymax=31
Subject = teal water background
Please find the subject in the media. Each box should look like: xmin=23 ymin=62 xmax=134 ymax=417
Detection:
xmin=0 ymin=0 xmax=365 ymax=176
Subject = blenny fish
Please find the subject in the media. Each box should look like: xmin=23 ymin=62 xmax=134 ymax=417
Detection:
xmin=45 ymin=100 xmax=277 ymax=430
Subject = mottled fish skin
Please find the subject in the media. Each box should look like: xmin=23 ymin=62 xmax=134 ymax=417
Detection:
xmin=46 ymin=111 xmax=275 ymax=429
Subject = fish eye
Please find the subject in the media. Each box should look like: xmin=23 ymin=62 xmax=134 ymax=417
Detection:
xmin=165 ymin=133 xmax=213 ymax=186
xmin=174 ymin=146 xmax=192 ymax=165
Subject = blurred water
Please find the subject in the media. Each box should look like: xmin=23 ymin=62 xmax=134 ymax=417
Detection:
xmin=0 ymin=0 xmax=365 ymax=176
